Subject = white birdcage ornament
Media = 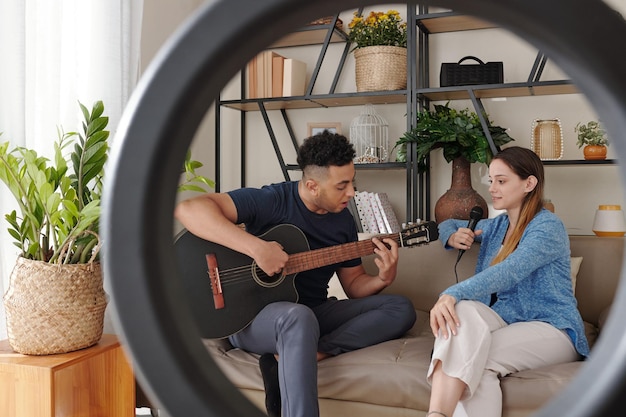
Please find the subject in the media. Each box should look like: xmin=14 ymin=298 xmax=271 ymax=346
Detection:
xmin=350 ymin=104 xmax=389 ymax=163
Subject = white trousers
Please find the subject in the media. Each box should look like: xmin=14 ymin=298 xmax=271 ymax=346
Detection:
xmin=427 ymin=300 xmax=580 ymax=417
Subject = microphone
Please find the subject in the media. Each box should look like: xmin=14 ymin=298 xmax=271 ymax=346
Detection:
xmin=456 ymin=206 xmax=484 ymax=263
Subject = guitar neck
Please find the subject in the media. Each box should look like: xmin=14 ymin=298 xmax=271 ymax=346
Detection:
xmin=284 ymin=233 xmax=400 ymax=275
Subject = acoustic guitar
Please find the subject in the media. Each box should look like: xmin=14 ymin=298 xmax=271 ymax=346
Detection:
xmin=175 ymin=221 xmax=438 ymax=339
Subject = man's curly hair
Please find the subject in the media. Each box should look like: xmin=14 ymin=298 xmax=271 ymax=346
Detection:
xmin=297 ymin=130 xmax=355 ymax=170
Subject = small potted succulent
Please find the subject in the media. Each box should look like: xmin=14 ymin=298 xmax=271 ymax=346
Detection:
xmin=575 ymin=120 xmax=608 ymax=160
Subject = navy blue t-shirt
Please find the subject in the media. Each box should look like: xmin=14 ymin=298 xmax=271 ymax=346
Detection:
xmin=228 ymin=181 xmax=361 ymax=307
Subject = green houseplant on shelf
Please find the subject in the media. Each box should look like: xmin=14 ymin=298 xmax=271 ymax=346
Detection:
xmin=347 ymin=9 xmax=408 ymax=92
xmin=0 ymin=100 xmax=213 ymax=355
xmin=575 ymin=120 xmax=609 ymax=160
xmin=394 ymin=102 xmax=515 ymax=222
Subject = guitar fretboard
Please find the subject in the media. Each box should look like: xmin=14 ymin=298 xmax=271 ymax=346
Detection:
xmin=283 ymin=233 xmax=401 ymax=275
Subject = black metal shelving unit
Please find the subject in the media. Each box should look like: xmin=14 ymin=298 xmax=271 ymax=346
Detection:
xmin=214 ymin=5 xmax=606 ymax=222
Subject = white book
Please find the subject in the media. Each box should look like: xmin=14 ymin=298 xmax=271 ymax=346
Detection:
xmin=282 ymin=58 xmax=307 ymax=96
xmin=375 ymin=192 xmax=401 ymax=233
xmin=367 ymin=192 xmax=388 ymax=233
xmin=354 ymin=191 xmax=377 ymax=233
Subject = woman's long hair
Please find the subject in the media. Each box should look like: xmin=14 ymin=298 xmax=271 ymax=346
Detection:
xmin=490 ymin=146 xmax=545 ymax=265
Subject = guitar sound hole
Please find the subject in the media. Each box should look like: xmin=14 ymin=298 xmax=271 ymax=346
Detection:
xmin=252 ymin=263 xmax=284 ymax=288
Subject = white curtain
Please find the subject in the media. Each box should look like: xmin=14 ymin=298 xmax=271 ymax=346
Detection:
xmin=0 ymin=0 xmax=144 ymax=339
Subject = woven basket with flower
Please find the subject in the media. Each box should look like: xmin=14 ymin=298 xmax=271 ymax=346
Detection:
xmin=348 ymin=9 xmax=408 ymax=92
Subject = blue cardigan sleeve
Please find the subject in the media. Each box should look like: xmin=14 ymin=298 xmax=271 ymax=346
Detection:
xmin=438 ymin=217 xmax=491 ymax=249
xmin=442 ymin=211 xmax=569 ymax=303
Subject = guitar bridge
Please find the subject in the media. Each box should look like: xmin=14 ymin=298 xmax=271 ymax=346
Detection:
xmin=206 ymin=254 xmax=225 ymax=310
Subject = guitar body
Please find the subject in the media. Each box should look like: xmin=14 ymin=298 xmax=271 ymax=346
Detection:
xmin=175 ymin=224 xmax=310 ymax=339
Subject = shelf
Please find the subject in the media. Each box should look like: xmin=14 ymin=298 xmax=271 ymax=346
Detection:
xmin=419 ymin=80 xmax=578 ymax=101
xmin=416 ymin=12 xmax=496 ymax=34
xmin=221 ymin=91 xmax=408 ymax=111
xmin=221 ymin=81 xmax=579 ymax=111
xmin=270 ymin=24 xmax=348 ymax=48
xmin=286 ymin=162 xmax=407 ymax=171
xmin=542 ymin=159 xmax=617 ymax=166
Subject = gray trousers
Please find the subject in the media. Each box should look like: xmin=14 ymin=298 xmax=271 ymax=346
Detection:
xmin=229 ymin=294 xmax=416 ymax=417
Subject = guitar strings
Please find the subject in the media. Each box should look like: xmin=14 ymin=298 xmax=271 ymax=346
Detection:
xmin=208 ymin=263 xmax=278 ymax=287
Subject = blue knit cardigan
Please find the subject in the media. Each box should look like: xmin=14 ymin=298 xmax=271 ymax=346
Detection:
xmin=439 ymin=209 xmax=590 ymax=357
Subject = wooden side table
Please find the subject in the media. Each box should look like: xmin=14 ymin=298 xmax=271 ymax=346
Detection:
xmin=0 ymin=334 xmax=135 ymax=417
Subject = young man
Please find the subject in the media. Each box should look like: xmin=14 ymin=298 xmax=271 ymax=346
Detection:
xmin=174 ymin=131 xmax=416 ymax=417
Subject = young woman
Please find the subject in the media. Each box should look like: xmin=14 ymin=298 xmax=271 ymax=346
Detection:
xmin=426 ymin=146 xmax=589 ymax=417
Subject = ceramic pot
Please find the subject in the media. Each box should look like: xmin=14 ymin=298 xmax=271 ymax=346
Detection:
xmin=583 ymin=145 xmax=607 ymax=160
xmin=434 ymin=156 xmax=488 ymax=223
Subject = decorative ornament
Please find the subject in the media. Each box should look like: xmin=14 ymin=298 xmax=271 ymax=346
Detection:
xmin=350 ymin=104 xmax=389 ymax=163
xmin=531 ymin=118 xmax=563 ymax=160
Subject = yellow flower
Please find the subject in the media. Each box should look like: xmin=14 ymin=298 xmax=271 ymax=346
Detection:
xmin=348 ymin=9 xmax=407 ymax=50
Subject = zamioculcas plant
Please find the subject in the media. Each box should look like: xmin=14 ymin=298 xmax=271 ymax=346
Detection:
xmin=0 ymin=100 xmax=213 ymax=264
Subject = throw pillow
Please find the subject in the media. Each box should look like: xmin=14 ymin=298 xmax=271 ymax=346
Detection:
xmin=571 ymin=256 xmax=583 ymax=292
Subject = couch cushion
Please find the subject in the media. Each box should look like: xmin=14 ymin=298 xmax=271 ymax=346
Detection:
xmin=570 ymin=256 xmax=583 ymax=292
xmin=205 ymin=334 xmax=434 ymax=411
xmin=501 ymin=361 xmax=584 ymax=409
xmin=205 ymin=334 xmax=583 ymax=413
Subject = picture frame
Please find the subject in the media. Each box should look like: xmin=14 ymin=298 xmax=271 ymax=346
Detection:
xmin=307 ymin=122 xmax=342 ymax=137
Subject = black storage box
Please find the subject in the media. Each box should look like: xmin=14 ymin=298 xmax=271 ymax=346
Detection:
xmin=440 ymin=56 xmax=503 ymax=87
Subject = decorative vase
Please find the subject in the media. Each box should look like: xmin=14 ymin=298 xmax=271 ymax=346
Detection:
xmin=434 ymin=156 xmax=488 ymax=223
xmin=592 ymin=204 xmax=626 ymax=237
xmin=531 ymin=119 xmax=563 ymax=160
xmin=583 ymin=145 xmax=607 ymax=160
xmin=354 ymin=45 xmax=407 ymax=92
xmin=3 ymin=257 xmax=108 ymax=355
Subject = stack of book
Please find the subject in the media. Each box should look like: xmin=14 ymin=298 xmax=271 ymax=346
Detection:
xmin=347 ymin=191 xmax=401 ymax=234
xmin=247 ymin=51 xmax=307 ymax=98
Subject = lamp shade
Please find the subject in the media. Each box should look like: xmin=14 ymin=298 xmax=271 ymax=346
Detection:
xmin=592 ymin=205 xmax=626 ymax=237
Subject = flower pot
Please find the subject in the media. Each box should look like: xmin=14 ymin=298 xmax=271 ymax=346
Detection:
xmin=583 ymin=145 xmax=607 ymax=160
xmin=354 ymin=45 xmax=407 ymax=92
xmin=434 ymin=156 xmax=488 ymax=223
xmin=3 ymin=257 xmax=107 ymax=355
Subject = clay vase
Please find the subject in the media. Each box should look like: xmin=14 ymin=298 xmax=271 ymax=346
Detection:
xmin=583 ymin=145 xmax=607 ymax=160
xmin=434 ymin=156 xmax=488 ymax=223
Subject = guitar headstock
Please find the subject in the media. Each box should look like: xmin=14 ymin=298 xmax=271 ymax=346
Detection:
xmin=399 ymin=220 xmax=439 ymax=247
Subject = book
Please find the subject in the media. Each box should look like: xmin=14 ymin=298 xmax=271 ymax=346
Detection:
xmin=375 ymin=192 xmax=401 ymax=233
xmin=354 ymin=191 xmax=375 ymax=233
xmin=347 ymin=197 xmax=363 ymax=233
xmin=367 ymin=192 xmax=388 ymax=233
xmin=263 ymin=51 xmax=273 ymax=98
xmin=248 ymin=51 xmax=287 ymax=98
xmin=272 ymin=54 xmax=285 ymax=97
xmin=282 ymin=58 xmax=307 ymax=96
xmin=247 ymin=53 xmax=258 ymax=98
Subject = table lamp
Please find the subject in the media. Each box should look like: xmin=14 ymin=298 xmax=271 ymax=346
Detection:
xmin=592 ymin=205 xmax=626 ymax=237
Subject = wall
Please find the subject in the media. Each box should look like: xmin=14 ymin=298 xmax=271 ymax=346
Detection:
xmin=140 ymin=0 xmax=216 ymax=211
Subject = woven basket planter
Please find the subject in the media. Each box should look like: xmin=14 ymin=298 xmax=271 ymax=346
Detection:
xmin=3 ymin=257 xmax=107 ymax=355
xmin=354 ymin=45 xmax=407 ymax=92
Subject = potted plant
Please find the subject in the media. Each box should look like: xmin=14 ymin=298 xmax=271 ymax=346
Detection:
xmin=347 ymin=9 xmax=407 ymax=92
xmin=0 ymin=100 xmax=213 ymax=354
xmin=394 ymin=102 xmax=515 ymax=222
xmin=575 ymin=120 xmax=608 ymax=160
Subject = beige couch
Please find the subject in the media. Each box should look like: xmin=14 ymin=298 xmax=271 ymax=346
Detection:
xmin=204 ymin=235 xmax=621 ymax=417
